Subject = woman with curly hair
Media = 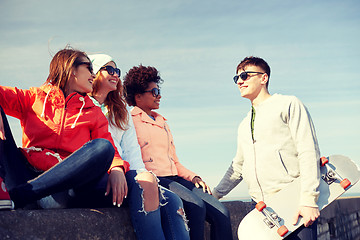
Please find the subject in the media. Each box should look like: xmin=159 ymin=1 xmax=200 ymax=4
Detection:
xmin=123 ymin=65 xmax=233 ymax=240
xmin=89 ymin=54 xmax=190 ymax=240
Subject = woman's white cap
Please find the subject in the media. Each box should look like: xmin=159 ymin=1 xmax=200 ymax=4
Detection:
xmin=88 ymin=54 xmax=113 ymax=74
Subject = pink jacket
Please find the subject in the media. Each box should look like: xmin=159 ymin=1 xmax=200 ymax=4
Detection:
xmin=131 ymin=106 xmax=196 ymax=182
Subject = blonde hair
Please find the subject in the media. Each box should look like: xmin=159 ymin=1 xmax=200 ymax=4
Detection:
xmin=91 ymin=69 xmax=128 ymax=130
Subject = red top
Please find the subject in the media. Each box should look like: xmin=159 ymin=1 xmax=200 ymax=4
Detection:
xmin=0 ymin=84 xmax=129 ymax=172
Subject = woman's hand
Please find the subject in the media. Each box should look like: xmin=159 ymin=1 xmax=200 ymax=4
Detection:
xmin=106 ymin=167 xmax=128 ymax=207
xmin=192 ymin=176 xmax=212 ymax=194
xmin=0 ymin=115 xmax=5 ymax=140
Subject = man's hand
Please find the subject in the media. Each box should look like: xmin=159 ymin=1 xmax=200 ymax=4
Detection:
xmin=192 ymin=176 xmax=212 ymax=194
xmin=293 ymin=206 xmax=320 ymax=227
xmin=106 ymin=167 xmax=128 ymax=207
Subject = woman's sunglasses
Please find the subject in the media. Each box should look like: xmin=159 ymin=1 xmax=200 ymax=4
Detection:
xmin=78 ymin=62 xmax=94 ymax=74
xmin=100 ymin=65 xmax=121 ymax=77
xmin=144 ymin=88 xmax=161 ymax=97
xmin=233 ymin=71 xmax=264 ymax=84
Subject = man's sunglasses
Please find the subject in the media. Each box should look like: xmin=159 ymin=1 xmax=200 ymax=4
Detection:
xmin=233 ymin=71 xmax=265 ymax=84
xmin=100 ymin=65 xmax=121 ymax=77
xmin=78 ymin=62 xmax=94 ymax=74
xmin=144 ymin=88 xmax=161 ymax=97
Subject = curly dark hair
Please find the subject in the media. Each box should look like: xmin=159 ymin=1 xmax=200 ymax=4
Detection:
xmin=123 ymin=65 xmax=163 ymax=106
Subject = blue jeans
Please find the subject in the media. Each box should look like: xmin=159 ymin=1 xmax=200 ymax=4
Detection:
xmin=250 ymin=200 xmax=317 ymax=240
xmin=158 ymin=176 xmax=232 ymax=240
xmin=0 ymin=106 xmax=114 ymax=208
xmin=0 ymin=107 xmax=189 ymax=240
xmin=70 ymin=171 xmax=190 ymax=240
xmin=127 ymin=172 xmax=190 ymax=240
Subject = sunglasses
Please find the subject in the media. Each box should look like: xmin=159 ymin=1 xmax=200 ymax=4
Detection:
xmin=144 ymin=88 xmax=161 ymax=97
xmin=233 ymin=71 xmax=265 ymax=84
xmin=100 ymin=65 xmax=121 ymax=77
xmin=78 ymin=62 xmax=94 ymax=74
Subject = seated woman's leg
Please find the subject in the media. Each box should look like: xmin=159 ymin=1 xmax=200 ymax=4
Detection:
xmin=159 ymin=176 xmax=206 ymax=240
xmin=125 ymin=170 xmax=165 ymax=240
xmin=134 ymin=171 xmax=159 ymax=211
xmin=69 ymin=172 xmax=113 ymax=208
xmin=9 ymin=138 xmax=114 ymax=208
xmin=171 ymin=177 xmax=233 ymax=240
xmin=159 ymin=186 xmax=190 ymax=240
xmin=0 ymin=106 xmax=38 ymax=190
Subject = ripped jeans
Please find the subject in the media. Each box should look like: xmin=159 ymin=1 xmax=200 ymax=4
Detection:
xmin=69 ymin=170 xmax=190 ymax=240
xmin=0 ymin=107 xmax=189 ymax=240
xmin=126 ymin=171 xmax=190 ymax=240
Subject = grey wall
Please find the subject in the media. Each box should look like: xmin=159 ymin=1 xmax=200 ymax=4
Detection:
xmin=0 ymin=198 xmax=358 ymax=240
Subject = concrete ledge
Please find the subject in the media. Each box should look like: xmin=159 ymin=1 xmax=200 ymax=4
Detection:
xmin=0 ymin=208 xmax=135 ymax=240
xmin=0 ymin=198 xmax=359 ymax=240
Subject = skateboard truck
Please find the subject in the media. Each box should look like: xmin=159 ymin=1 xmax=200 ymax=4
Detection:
xmin=320 ymin=157 xmax=351 ymax=189
xmin=255 ymin=201 xmax=289 ymax=237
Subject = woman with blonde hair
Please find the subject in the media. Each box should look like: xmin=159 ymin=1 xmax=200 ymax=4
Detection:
xmin=89 ymin=54 xmax=190 ymax=240
xmin=0 ymin=47 xmax=128 ymax=210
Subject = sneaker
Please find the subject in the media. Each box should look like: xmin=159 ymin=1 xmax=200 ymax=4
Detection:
xmin=0 ymin=177 xmax=14 ymax=209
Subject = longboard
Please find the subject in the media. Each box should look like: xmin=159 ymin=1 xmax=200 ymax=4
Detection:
xmin=237 ymin=155 xmax=360 ymax=239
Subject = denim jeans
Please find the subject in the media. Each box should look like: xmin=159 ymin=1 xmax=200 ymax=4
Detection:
xmin=0 ymin=107 xmax=189 ymax=240
xmin=0 ymin=106 xmax=114 ymax=208
xmin=250 ymin=200 xmax=318 ymax=240
xmin=72 ymin=170 xmax=190 ymax=240
xmin=127 ymin=172 xmax=190 ymax=240
xmin=158 ymin=176 xmax=232 ymax=240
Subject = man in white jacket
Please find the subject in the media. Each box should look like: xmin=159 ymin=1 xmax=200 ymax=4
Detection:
xmin=213 ymin=56 xmax=320 ymax=239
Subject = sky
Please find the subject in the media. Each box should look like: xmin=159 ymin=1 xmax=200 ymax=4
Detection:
xmin=0 ymin=0 xmax=359 ymax=200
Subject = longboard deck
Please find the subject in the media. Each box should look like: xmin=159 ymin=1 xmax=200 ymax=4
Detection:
xmin=238 ymin=155 xmax=360 ymax=239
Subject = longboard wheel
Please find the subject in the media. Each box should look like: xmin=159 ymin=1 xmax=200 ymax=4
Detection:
xmin=340 ymin=178 xmax=351 ymax=189
xmin=255 ymin=201 xmax=266 ymax=211
xmin=277 ymin=225 xmax=289 ymax=237
xmin=320 ymin=156 xmax=329 ymax=166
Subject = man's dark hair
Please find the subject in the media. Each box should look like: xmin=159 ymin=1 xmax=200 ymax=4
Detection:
xmin=236 ymin=56 xmax=271 ymax=87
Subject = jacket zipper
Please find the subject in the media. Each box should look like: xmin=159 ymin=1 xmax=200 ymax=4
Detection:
xmin=164 ymin=124 xmax=174 ymax=175
xmin=251 ymin=107 xmax=264 ymax=201
xmin=253 ymin=142 xmax=265 ymax=201
xmin=55 ymin=94 xmax=75 ymax=152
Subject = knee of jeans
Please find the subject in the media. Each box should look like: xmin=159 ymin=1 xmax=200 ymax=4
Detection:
xmin=191 ymin=195 xmax=205 ymax=209
xmin=135 ymin=172 xmax=159 ymax=212
xmin=160 ymin=187 xmax=181 ymax=205
xmin=91 ymin=139 xmax=114 ymax=160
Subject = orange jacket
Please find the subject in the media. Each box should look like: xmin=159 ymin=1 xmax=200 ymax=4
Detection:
xmin=131 ymin=106 xmax=196 ymax=181
xmin=0 ymin=84 xmax=129 ymax=173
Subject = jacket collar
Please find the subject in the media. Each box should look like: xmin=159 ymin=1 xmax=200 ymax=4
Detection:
xmin=39 ymin=84 xmax=94 ymax=108
xmin=38 ymin=84 xmax=95 ymax=128
xmin=131 ymin=106 xmax=166 ymax=127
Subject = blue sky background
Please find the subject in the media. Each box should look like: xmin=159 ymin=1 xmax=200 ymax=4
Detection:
xmin=1 ymin=0 xmax=359 ymax=200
